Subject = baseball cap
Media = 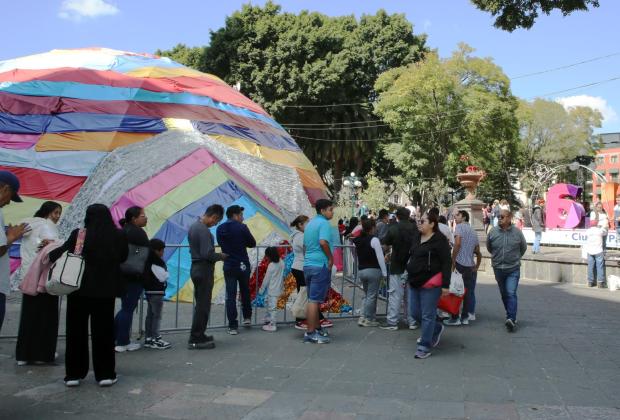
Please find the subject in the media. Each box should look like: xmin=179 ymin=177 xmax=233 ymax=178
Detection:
xmin=0 ymin=171 xmax=23 ymax=202
xmin=226 ymin=205 xmax=245 ymax=218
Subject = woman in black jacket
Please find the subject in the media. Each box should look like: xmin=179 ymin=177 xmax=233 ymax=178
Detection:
xmin=49 ymin=204 xmax=128 ymax=387
xmin=407 ymin=212 xmax=451 ymax=359
xmin=113 ymin=206 xmax=149 ymax=352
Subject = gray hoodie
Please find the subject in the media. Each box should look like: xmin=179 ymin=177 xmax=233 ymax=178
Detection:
xmin=486 ymin=225 xmax=527 ymax=271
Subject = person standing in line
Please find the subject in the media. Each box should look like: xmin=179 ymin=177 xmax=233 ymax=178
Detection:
xmin=352 ymin=219 xmax=387 ymax=327
xmin=143 ymin=239 xmax=171 ymax=349
xmin=614 ymin=196 xmax=620 ymax=247
xmin=375 ymin=209 xmax=390 ymax=242
xmin=303 ymin=199 xmax=335 ymax=344
xmin=216 ymin=205 xmax=256 ymax=335
xmin=407 ymin=212 xmax=451 ymax=359
xmin=531 ymin=199 xmax=545 ymax=254
xmin=15 ymin=201 xmax=63 ymax=365
xmin=483 ymin=204 xmax=491 ymax=234
xmin=443 ymin=210 xmax=481 ymax=326
xmin=429 ymin=208 xmax=454 ymax=247
xmin=49 ymin=204 xmax=128 ymax=387
xmin=591 ymin=202 xmax=609 ymax=253
xmin=0 ymin=170 xmax=27 ymax=334
xmin=381 ymin=207 xmax=418 ymax=331
xmin=114 ymin=206 xmax=149 ymax=353
xmin=291 ymin=215 xmax=331 ymax=330
xmin=585 ymin=219 xmax=606 ymax=288
xmin=487 ymin=209 xmax=527 ymax=333
xmin=259 ymin=247 xmax=284 ymax=332
xmin=491 ymin=200 xmax=501 ymax=227
xmin=187 ymin=204 xmax=226 ymax=349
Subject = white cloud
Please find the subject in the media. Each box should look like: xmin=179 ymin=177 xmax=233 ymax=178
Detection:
xmin=58 ymin=0 xmax=119 ymax=21
xmin=555 ymin=94 xmax=618 ymax=123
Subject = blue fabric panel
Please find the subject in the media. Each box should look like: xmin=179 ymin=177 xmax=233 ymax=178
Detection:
xmin=192 ymin=121 xmax=300 ymax=152
xmin=0 ymin=112 xmax=165 ymax=134
xmin=0 ymin=81 xmax=282 ymax=130
xmin=0 ymin=148 xmax=106 ymax=176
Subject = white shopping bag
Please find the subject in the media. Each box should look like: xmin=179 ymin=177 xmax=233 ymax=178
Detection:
xmin=449 ymin=270 xmax=465 ymax=296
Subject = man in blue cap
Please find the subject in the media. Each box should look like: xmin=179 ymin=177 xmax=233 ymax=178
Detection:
xmin=0 ymin=170 xmax=28 ymax=333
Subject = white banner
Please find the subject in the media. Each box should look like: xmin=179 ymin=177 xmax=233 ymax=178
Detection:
xmin=522 ymin=227 xmax=619 ymax=248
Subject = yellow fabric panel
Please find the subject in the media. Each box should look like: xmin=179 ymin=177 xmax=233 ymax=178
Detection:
xmin=125 ymin=66 xmax=223 ymax=82
xmin=173 ymin=267 xmax=226 ymax=303
xmin=35 ymin=132 xmax=154 ymax=152
xmin=144 ymin=165 xmax=228 ymax=238
xmin=296 ymin=167 xmax=327 ymax=189
xmin=163 ymin=118 xmax=194 ymax=131
xmin=3 ymin=197 xmax=69 ymax=226
xmin=211 ymin=135 xmax=261 ymax=155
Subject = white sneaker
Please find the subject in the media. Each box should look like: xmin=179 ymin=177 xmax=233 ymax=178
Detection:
xmin=98 ymin=378 xmax=118 ymax=387
xmin=115 ymin=342 xmax=141 ymax=352
xmin=262 ymin=323 xmax=277 ymax=332
xmin=409 ymin=321 xmax=419 ymax=330
xmin=357 ymin=317 xmax=366 ymax=326
xmin=114 ymin=345 xmax=127 ymax=353
xmin=468 ymin=313 xmax=476 ymax=321
xmin=64 ymin=379 xmax=80 ymax=387
xmin=443 ymin=318 xmax=462 ymax=326
xmin=16 ymin=360 xmax=28 ymax=366
xmin=358 ymin=318 xmax=379 ymax=327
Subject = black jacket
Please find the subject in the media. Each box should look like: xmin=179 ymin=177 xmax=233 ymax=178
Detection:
xmin=123 ymin=223 xmax=150 ymax=284
xmin=49 ymin=228 xmax=128 ymax=298
xmin=406 ymin=231 xmax=452 ymax=289
xmin=143 ymin=251 xmax=167 ymax=294
xmin=383 ymin=220 xmax=419 ymax=275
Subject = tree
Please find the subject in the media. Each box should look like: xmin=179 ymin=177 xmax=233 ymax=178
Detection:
xmin=471 ymin=0 xmax=600 ymax=31
xmin=375 ymin=44 xmax=521 ymax=207
xmin=156 ymin=2 xmax=428 ymax=194
xmin=358 ymin=171 xmax=390 ymax=213
xmin=155 ymin=44 xmax=207 ymax=70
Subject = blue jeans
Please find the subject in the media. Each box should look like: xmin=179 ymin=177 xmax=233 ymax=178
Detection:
xmin=453 ymin=263 xmax=475 ymax=320
xmin=224 ymin=267 xmax=252 ymax=329
xmin=114 ymin=282 xmax=143 ymax=346
xmin=587 ymin=253 xmax=605 ymax=284
xmin=0 ymin=292 xmax=5 ymax=334
xmin=493 ymin=268 xmax=520 ymax=322
xmin=468 ymin=272 xmax=477 ymax=315
xmin=533 ymin=232 xmax=542 ymax=253
xmin=409 ymin=286 xmax=443 ymax=352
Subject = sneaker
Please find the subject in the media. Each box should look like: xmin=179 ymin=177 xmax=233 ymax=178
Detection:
xmin=149 ymin=338 xmax=171 ymax=349
xmin=98 ymin=378 xmax=118 ymax=387
xmin=597 ymin=283 xmax=607 ymax=289
xmin=320 ymin=319 xmax=334 ymax=328
xmin=294 ymin=321 xmax=308 ymax=330
xmin=414 ymin=350 xmax=431 ymax=359
xmin=116 ymin=342 xmax=141 ymax=352
xmin=379 ymin=322 xmax=398 ymax=331
xmin=16 ymin=360 xmax=28 ymax=366
xmin=505 ymin=318 xmax=516 ymax=332
xmin=316 ymin=327 xmax=329 ymax=337
xmin=443 ymin=318 xmax=462 ymax=326
xmin=409 ymin=321 xmax=419 ymax=330
xmin=588 ymin=282 xmax=596 ymax=287
xmin=358 ymin=318 xmax=379 ymax=327
xmin=432 ymin=324 xmax=444 ymax=347
xmin=64 ymin=379 xmax=80 ymax=387
xmin=227 ymin=328 xmax=239 ymax=335
xmin=144 ymin=337 xmax=154 ymax=347
xmin=468 ymin=313 xmax=476 ymax=321
xmin=416 ymin=337 xmax=422 ymax=344
xmin=461 ymin=317 xmax=469 ymax=326
xmin=262 ymin=323 xmax=277 ymax=332
xmin=357 ymin=317 xmax=366 ymax=326
xmin=187 ymin=340 xmax=215 ymax=350
xmin=303 ymin=331 xmax=330 ymax=344
xmin=437 ymin=310 xmax=451 ymax=319
xmin=242 ymin=318 xmax=252 ymax=327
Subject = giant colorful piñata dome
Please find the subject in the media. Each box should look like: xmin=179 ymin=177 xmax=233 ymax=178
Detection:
xmin=0 ymin=48 xmax=328 ymax=302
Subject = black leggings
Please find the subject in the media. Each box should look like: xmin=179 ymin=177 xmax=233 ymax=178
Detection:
xmin=292 ymin=269 xmax=324 ymax=322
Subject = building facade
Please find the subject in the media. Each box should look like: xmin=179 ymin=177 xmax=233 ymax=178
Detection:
xmin=592 ymin=132 xmax=620 ymax=199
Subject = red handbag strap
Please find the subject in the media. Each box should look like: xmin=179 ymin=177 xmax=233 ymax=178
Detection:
xmin=74 ymin=229 xmax=86 ymax=255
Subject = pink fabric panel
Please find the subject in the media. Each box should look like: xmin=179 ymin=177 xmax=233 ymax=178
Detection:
xmin=0 ymin=133 xmax=41 ymax=149
xmin=110 ymin=149 xmax=216 ymax=223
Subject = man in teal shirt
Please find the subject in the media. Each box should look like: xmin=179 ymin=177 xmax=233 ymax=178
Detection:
xmin=303 ymin=199 xmax=334 ymax=344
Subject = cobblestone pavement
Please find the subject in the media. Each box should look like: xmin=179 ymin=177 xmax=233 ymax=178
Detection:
xmin=1 ymin=274 xmax=620 ymax=419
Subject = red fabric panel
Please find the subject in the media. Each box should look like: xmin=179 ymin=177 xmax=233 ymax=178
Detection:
xmin=304 ymin=187 xmax=329 ymax=205
xmin=0 ymin=166 xmax=85 ymax=201
xmin=0 ymin=68 xmax=268 ymax=116
xmin=0 ymin=92 xmax=284 ymax=136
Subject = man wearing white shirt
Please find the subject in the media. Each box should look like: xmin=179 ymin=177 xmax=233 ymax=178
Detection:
xmin=585 ymin=219 xmax=606 ymax=288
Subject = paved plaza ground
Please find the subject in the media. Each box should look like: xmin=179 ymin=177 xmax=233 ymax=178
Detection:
xmin=1 ymin=274 xmax=620 ymax=419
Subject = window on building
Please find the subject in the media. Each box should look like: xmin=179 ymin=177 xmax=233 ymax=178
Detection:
xmin=597 ymin=156 xmax=605 ymax=166
xmin=611 ymin=155 xmax=618 ymax=164
xmin=393 ymin=194 xmax=401 ymax=204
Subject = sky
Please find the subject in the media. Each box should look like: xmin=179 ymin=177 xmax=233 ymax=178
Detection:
xmin=2 ymin=0 xmax=619 ymax=133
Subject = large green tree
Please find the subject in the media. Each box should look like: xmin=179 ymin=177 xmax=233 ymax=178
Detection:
xmin=375 ymin=44 xmax=521 ymax=207
xmin=472 ymin=0 xmax=600 ymax=31
xmin=156 ymin=2 xmax=427 ymax=193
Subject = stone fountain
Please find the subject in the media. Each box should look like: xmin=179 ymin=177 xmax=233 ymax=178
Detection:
xmin=455 ymin=165 xmax=487 ymax=242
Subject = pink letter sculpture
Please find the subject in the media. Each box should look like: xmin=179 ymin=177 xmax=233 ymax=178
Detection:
xmin=545 ymin=183 xmax=585 ymax=229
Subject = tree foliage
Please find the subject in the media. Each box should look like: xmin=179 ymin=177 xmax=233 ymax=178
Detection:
xmin=471 ymin=0 xmax=600 ymax=31
xmin=156 ymin=2 xmax=428 ymax=193
xmin=358 ymin=171 xmax=390 ymax=213
xmin=375 ymin=44 xmax=520 ymax=207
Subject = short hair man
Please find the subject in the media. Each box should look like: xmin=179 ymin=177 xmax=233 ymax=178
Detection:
xmin=217 ymin=205 xmax=257 ymax=335
xmin=487 ymin=209 xmax=527 ymax=332
xmin=429 ymin=207 xmax=454 ymax=246
xmin=187 ymin=204 xmax=227 ymax=349
xmin=303 ymin=199 xmax=334 ymax=344
xmin=376 ymin=209 xmax=390 ymax=242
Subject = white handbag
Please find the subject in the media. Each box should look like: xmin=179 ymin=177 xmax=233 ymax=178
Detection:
xmin=449 ymin=270 xmax=465 ymax=296
xmin=291 ymin=286 xmax=308 ymax=319
xmin=46 ymin=229 xmax=86 ymax=296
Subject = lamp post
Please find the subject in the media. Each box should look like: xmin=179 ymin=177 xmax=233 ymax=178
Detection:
xmin=343 ymin=172 xmax=363 ymax=217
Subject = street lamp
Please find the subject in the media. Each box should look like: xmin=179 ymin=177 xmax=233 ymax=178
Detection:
xmin=343 ymin=172 xmax=363 ymax=217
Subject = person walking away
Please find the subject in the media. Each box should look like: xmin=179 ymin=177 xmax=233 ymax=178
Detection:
xmin=486 ymin=209 xmax=527 ymax=332
xmin=585 ymin=219 xmax=606 ymax=288
xmin=407 ymin=212 xmax=451 ymax=359
xmin=143 ymin=239 xmax=171 ymax=349
xmin=531 ymin=200 xmax=545 ymax=254
xmin=187 ymin=204 xmax=226 ymax=349
xmin=49 ymin=204 xmax=128 ymax=387
xmin=614 ymin=197 xmax=620 ymax=247
xmin=259 ymin=247 xmax=284 ymax=332
xmin=443 ymin=210 xmax=481 ymax=326
xmin=0 ymin=170 xmax=27 ymax=334
xmin=15 ymin=201 xmax=62 ymax=365
xmin=590 ymin=202 xmax=609 ymax=253
xmin=303 ymin=199 xmax=335 ymax=344
xmin=491 ymin=200 xmax=501 ymax=227
xmin=114 ymin=206 xmax=149 ymax=352
xmin=380 ymin=207 xmax=418 ymax=331
xmin=217 ymin=205 xmax=256 ymax=335
xmin=429 ymin=208 xmax=454 ymax=247
xmin=483 ymin=204 xmax=491 ymax=234
xmin=375 ymin=209 xmax=390 ymax=242
xmin=352 ymin=219 xmax=387 ymax=327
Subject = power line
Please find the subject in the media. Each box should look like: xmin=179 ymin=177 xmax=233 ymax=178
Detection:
xmin=510 ymin=52 xmax=620 ymax=80
xmin=283 ymin=119 xmax=384 ymax=127
xmin=536 ymin=75 xmax=620 ymax=97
